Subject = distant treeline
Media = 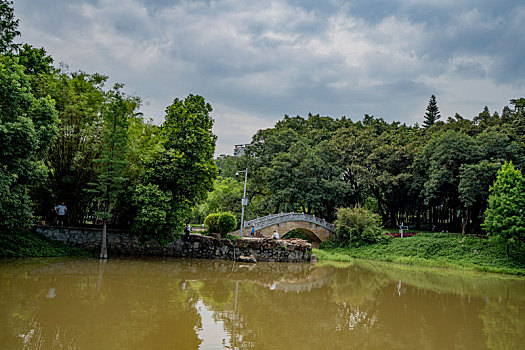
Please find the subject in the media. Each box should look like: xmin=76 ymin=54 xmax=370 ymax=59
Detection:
xmin=2 ymin=0 xmax=524 ymax=241
xmin=209 ymin=100 xmax=525 ymax=234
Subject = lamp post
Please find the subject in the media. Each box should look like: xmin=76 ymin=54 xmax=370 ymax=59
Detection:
xmin=236 ymin=168 xmax=248 ymax=237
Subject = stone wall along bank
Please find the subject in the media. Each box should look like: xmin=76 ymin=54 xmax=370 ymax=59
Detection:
xmin=35 ymin=226 xmax=312 ymax=263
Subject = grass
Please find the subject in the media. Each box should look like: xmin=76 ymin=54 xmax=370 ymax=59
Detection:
xmin=314 ymin=232 xmax=525 ymax=275
xmin=0 ymin=229 xmax=90 ymax=258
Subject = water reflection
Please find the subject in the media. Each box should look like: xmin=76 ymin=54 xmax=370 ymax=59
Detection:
xmin=0 ymin=257 xmax=524 ymax=349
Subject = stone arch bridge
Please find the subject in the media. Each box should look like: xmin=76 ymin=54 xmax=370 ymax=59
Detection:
xmin=244 ymin=213 xmax=335 ymax=244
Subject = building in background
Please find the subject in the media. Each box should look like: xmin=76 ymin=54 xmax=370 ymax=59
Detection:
xmin=234 ymin=144 xmax=249 ymax=157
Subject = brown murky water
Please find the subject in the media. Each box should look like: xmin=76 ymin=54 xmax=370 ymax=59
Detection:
xmin=1 ymin=257 xmax=524 ymax=349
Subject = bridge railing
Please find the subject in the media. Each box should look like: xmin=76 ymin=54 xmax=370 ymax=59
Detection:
xmin=244 ymin=212 xmax=335 ymax=232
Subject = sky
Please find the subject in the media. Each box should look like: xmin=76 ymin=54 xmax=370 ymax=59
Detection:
xmin=13 ymin=0 xmax=525 ymax=155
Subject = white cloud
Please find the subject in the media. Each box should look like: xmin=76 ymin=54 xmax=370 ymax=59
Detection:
xmin=14 ymin=0 xmax=525 ymax=155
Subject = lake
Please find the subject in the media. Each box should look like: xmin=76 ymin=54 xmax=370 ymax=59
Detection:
xmin=1 ymin=257 xmax=524 ymax=349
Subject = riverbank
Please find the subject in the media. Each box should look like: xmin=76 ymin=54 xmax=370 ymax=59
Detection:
xmin=0 ymin=229 xmax=89 ymax=257
xmin=314 ymin=232 xmax=525 ymax=275
xmin=31 ymin=226 xmax=312 ymax=262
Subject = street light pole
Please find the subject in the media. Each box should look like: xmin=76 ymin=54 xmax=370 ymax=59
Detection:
xmin=239 ymin=168 xmax=248 ymax=238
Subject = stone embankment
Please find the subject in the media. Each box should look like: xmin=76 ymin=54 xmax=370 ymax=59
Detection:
xmin=35 ymin=226 xmax=312 ymax=262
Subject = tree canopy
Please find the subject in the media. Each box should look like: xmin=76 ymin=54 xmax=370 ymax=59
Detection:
xmin=482 ymin=161 xmax=525 ymax=258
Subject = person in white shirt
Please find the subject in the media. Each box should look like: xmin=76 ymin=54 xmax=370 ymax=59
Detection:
xmin=184 ymin=223 xmax=191 ymax=238
xmin=272 ymin=230 xmax=279 ymax=240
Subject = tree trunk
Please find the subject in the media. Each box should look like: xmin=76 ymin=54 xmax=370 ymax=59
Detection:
xmin=100 ymin=198 xmax=109 ymax=259
xmin=100 ymin=219 xmax=108 ymax=259
xmin=461 ymin=208 xmax=468 ymax=235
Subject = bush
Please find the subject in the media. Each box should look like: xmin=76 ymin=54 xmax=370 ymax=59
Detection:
xmin=204 ymin=213 xmax=220 ymax=232
xmin=217 ymin=212 xmax=237 ymax=236
xmin=335 ymin=206 xmax=382 ymax=245
xmin=204 ymin=212 xmax=236 ymax=237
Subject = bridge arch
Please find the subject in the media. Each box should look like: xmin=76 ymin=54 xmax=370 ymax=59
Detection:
xmin=282 ymin=228 xmax=323 ymax=245
xmin=245 ymin=213 xmax=335 ymax=243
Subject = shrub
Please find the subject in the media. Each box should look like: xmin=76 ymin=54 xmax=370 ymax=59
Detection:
xmin=204 ymin=213 xmax=220 ymax=232
xmin=217 ymin=212 xmax=237 ymax=236
xmin=335 ymin=206 xmax=383 ymax=245
xmin=204 ymin=212 xmax=236 ymax=237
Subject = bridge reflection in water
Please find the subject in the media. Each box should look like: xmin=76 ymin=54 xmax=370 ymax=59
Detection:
xmin=2 ymin=258 xmax=524 ymax=350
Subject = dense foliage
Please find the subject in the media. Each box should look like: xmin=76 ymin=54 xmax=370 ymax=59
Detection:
xmin=0 ymin=3 xmax=217 ymax=247
xmin=482 ymin=161 xmax=525 ymax=258
xmin=208 ymin=103 xmax=525 ymax=238
xmin=204 ymin=212 xmax=237 ymax=236
xmin=0 ymin=54 xmax=57 ymax=230
xmin=2 ymin=0 xmax=525 ymax=266
xmin=335 ymin=206 xmax=383 ymax=245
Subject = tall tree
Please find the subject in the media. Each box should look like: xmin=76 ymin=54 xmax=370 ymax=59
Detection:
xmin=41 ymin=70 xmax=107 ymax=224
xmin=420 ymin=130 xmax=478 ymax=231
xmin=0 ymin=55 xmax=57 ymax=230
xmin=135 ymin=94 xmax=218 ymax=243
xmin=0 ymin=0 xmax=19 ymax=54
xmin=423 ymin=95 xmax=441 ymax=128
xmin=90 ymin=86 xmax=130 ymax=258
xmin=482 ymin=161 xmax=525 ymax=259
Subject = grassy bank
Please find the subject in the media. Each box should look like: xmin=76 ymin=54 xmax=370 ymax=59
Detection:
xmin=0 ymin=229 xmax=89 ymax=258
xmin=314 ymin=232 xmax=525 ymax=275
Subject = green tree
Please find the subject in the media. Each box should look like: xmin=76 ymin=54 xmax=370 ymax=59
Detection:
xmin=90 ymin=86 xmax=130 ymax=258
xmin=423 ymin=95 xmax=441 ymax=128
xmin=0 ymin=0 xmax=19 ymax=53
xmin=510 ymin=97 xmax=525 ymax=143
xmin=458 ymin=160 xmax=501 ymax=234
xmin=421 ymin=130 xmax=478 ymax=231
xmin=0 ymin=55 xmax=57 ymax=230
xmin=192 ymin=177 xmax=243 ymax=224
xmin=132 ymin=183 xmax=173 ymax=243
xmin=482 ymin=161 xmax=525 ymax=259
xmin=14 ymin=44 xmax=54 ymax=76
xmin=136 ymin=94 xmax=218 ymax=242
xmin=39 ymin=70 xmax=107 ymax=224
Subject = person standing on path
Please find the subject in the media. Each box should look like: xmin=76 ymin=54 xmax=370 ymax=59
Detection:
xmin=184 ymin=223 xmax=191 ymax=238
xmin=56 ymin=202 xmax=67 ymax=226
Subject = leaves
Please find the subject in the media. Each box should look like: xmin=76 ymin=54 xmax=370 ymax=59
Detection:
xmin=482 ymin=162 xmax=525 ymax=256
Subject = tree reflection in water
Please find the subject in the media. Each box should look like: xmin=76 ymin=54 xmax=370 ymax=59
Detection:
xmin=1 ymin=258 xmax=524 ymax=349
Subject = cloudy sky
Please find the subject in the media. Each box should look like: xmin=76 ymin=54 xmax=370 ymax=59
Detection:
xmin=13 ymin=0 xmax=525 ymax=155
